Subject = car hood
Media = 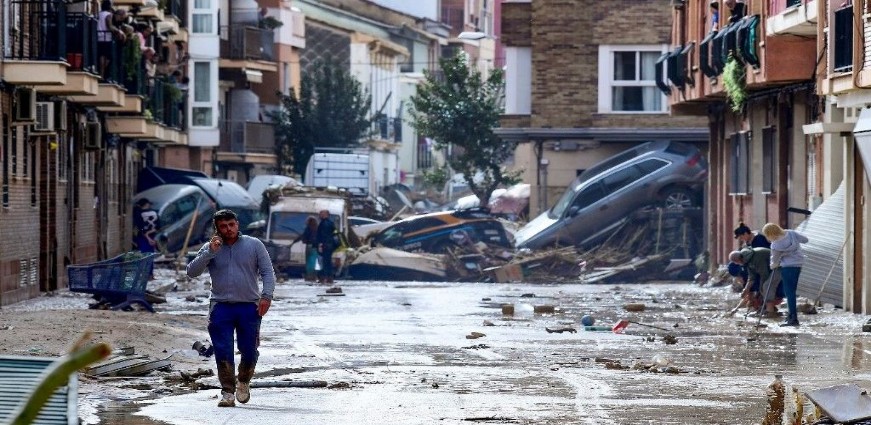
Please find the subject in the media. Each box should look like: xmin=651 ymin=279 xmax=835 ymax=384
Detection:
xmin=513 ymin=211 xmax=558 ymax=247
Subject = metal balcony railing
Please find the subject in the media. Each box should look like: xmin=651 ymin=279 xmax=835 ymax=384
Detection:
xmin=7 ymin=0 xmax=67 ymax=61
xmin=221 ymin=121 xmax=276 ymax=154
xmin=417 ymin=140 xmax=433 ymax=169
xmin=371 ymin=114 xmax=402 ymax=142
xmin=221 ymin=25 xmax=275 ymax=61
xmin=147 ymin=77 xmax=185 ymax=129
xmin=64 ymin=13 xmax=98 ymax=73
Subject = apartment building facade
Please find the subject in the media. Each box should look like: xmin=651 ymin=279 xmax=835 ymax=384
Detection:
xmin=0 ymin=0 xmax=190 ymax=304
xmin=497 ymin=0 xmax=708 ymax=218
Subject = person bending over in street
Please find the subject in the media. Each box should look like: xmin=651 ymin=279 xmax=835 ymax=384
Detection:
xmin=728 ymin=247 xmax=783 ymax=317
xmin=316 ymin=209 xmax=337 ymax=284
xmin=727 ymin=222 xmax=771 ymax=292
xmin=186 ymin=209 xmax=275 ymax=407
xmin=762 ymin=223 xmax=808 ymax=327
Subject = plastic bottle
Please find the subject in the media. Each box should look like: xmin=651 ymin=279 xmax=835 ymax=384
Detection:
xmin=762 ymin=374 xmax=785 ymax=425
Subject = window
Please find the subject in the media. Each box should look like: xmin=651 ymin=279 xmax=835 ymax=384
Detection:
xmin=598 ymin=45 xmax=668 ymax=113
xmin=636 ymin=158 xmax=669 ymax=174
xmin=761 ymin=126 xmax=776 ymax=193
xmin=833 ymin=5 xmax=853 ymax=72
xmin=572 ymin=183 xmax=607 ymax=210
xmin=192 ymin=0 xmax=214 ymax=34
xmin=601 ymin=166 xmax=642 ymax=194
xmin=192 ymin=62 xmax=213 ymax=127
xmin=729 ymin=131 xmax=750 ymax=194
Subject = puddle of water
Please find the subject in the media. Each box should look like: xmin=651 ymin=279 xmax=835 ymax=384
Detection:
xmin=97 ymin=401 xmax=172 ymax=425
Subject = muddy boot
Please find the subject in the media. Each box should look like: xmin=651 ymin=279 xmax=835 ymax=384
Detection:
xmin=216 ymin=360 xmax=236 ymax=407
xmin=780 ymin=313 xmax=800 ymax=327
xmin=236 ymin=362 xmax=255 ymax=404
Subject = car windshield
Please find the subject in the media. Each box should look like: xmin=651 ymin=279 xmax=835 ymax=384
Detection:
xmin=268 ymin=212 xmax=339 ymax=240
xmin=549 ymin=177 xmax=583 ymax=218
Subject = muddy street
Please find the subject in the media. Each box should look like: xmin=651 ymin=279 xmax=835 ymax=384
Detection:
xmin=81 ymin=278 xmax=865 ymax=425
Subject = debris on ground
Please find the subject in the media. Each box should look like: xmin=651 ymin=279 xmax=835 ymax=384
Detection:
xmin=86 ymin=347 xmax=172 ymax=377
xmin=465 ymin=332 xmax=486 ymax=339
xmin=343 ymin=206 xmax=703 ymax=283
xmin=545 ymin=327 xmax=577 ymax=334
xmin=192 ymin=341 xmax=213 ymax=357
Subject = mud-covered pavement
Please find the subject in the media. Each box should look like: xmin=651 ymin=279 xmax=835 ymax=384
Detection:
xmin=84 ymin=277 xmax=868 ymax=425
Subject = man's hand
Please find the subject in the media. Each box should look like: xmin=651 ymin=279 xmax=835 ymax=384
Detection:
xmin=258 ymin=298 xmax=271 ymax=317
xmin=209 ymin=235 xmax=223 ymax=252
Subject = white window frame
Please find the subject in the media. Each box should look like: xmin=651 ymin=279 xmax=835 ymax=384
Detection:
xmin=191 ymin=61 xmax=215 ymax=128
xmin=598 ymin=44 xmax=669 ymax=114
xmin=191 ymin=0 xmax=215 ymax=35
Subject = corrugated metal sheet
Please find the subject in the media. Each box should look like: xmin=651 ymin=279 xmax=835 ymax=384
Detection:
xmin=0 ymin=356 xmax=77 ymax=424
xmin=796 ymin=182 xmax=846 ymax=307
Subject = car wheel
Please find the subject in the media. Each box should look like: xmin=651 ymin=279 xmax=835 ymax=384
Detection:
xmin=662 ymin=188 xmax=695 ymax=210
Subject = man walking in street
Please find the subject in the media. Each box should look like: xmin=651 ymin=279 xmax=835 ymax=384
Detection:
xmin=186 ymin=209 xmax=276 ymax=407
xmin=316 ymin=209 xmax=337 ymax=284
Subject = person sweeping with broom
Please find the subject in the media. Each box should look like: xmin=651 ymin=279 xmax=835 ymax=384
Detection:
xmin=762 ymin=223 xmax=808 ymax=327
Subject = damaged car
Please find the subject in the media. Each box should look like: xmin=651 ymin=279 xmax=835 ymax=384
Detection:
xmin=514 ymin=141 xmax=707 ymax=249
xmin=370 ymin=208 xmax=512 ymax=253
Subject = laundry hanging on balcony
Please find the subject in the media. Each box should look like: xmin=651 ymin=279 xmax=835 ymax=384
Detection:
xmin=699 ymin=30 xmax=719 ymax=78
xmin=655 ymin=52 xmax=671 ymax=95
xmin=735 ymin=15 xmax=760 ymax=69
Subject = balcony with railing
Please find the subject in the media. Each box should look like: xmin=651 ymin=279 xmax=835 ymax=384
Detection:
xmin=33 ymin=11 xmax=102 ymax=95
xmin=219 ymin=121 xmax=276 ymax=156
xmin=146 ymin=77 xmax=186 ymax=130
xmin=820 ymin=3 xmax=858 ymax=95
xmin=668 ymin=0 xmax=817 ymax=112
xmin=4 ymin=0 xmax=71 ymax=85
xmin=220 ymin=25 xmax=275 ymax=63
xmin=767 ymin=0 xmax=818 ymax=36
xmin=370 ymin=114 xmax=402 ymax=143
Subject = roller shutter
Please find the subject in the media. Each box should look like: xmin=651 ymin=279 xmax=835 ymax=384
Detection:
xmin=795 ymin=182 xmax=845 ymax=307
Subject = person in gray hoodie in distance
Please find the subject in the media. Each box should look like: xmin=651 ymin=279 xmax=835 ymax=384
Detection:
xmin=762 ymin=223 xmax=809 ymax=327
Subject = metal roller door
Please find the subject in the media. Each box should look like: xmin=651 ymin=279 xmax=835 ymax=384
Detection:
xmin=795 ymin=182 xmax=845 ymax=307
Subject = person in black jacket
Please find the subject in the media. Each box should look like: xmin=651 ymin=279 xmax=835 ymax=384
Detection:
xmin=315 ymin=210 xmax=337 ymax=284
xmin=293 ymin=216 xmax=319 ymax=282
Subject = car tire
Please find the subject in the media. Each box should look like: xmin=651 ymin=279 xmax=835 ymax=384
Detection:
xmin=661 ymin=187 xmax=695 ymax=210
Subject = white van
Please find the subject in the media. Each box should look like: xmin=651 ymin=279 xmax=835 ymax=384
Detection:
xmin=263 ymin=190 xmax=351 ymax=276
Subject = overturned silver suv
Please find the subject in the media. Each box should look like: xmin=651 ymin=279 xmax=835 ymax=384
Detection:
xmin=514 ymin=141 xmax=707 ymax=250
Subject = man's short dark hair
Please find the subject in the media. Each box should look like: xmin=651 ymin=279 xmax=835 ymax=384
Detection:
xmin=213 ymin=209 xmax=238 ymax=224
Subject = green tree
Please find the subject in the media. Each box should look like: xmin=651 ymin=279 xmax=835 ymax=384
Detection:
xmin=272 ymin=59 xmax=371 ymax=176
xmin=409 ymin=52 xmax=518 ymax=206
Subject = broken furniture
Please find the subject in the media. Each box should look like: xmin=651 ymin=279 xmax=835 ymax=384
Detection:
xmin=67 ymin=252 xmax=157 ymax=312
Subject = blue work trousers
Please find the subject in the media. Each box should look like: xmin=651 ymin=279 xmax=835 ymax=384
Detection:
xmin=780 ymin=266 xmax=802 ymax=318
xmin=208 ymin=302 xmax=261 ymax=366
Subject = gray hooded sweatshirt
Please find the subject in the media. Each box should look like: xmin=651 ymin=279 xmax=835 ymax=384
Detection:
xmin=769 ymin=230 xmax=808 ymax=269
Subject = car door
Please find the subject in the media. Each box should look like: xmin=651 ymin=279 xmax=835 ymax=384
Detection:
xmin=561 ymin=182 xmax=608 ymax=246
xmin=599 ymin=163 xmax=647 ymax=220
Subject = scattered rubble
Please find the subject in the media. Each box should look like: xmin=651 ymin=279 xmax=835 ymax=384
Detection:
xmin=545 ymin=327 xmax=576 ymax=334
xmin=465 ymin=332 xmax=486 ymax=339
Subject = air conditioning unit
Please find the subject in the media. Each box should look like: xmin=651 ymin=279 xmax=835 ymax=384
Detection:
xmin=83 ymin=121 xmax=102 ymax=150
xmin=14 ymin=88 xmax=36 ymax=122
xmin=33 ymin=102 xmax=55 ymax=132
xmin=55 ymin=101 xmax=67 ymax=132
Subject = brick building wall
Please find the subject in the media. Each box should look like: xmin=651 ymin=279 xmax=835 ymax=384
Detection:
xmin=525 ymin=0 xmax=705 ymax=129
